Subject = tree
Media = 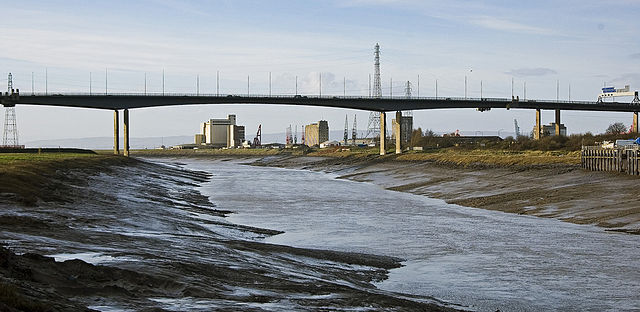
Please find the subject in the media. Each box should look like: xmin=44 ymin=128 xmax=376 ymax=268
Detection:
xmin=424 ymin=129 xmax=436 ymax=137
xmin=606 ymin=122 xmax=627 ymax=135
xmin=410 ymin=128 xmax=423 ymax=147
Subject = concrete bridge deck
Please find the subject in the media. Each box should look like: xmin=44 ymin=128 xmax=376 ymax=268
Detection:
xmin=3 ymin=93 xmax=640 ymax=112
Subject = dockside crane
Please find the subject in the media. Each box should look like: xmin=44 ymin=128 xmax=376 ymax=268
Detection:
xmin=344 ymin=115 xmax=349 ymax=145
xmin=253 ymin=124 xmax=262 ymax=147
xmin=352 ymin=115 xmax=357 ymax=145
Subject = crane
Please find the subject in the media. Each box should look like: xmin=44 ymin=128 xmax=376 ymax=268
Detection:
xmin=253 ymin=125 xmax=261 ymax=147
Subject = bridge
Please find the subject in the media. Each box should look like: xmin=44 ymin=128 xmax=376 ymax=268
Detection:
xmin=2 ymin=90 xmax=640 ymax=156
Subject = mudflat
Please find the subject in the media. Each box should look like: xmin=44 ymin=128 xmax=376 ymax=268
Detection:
xmin=0 ymin=155 xmax=460 ymax=311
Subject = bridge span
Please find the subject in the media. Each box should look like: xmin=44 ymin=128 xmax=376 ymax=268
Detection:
xmin=3 ymin=93 xmax=640 ymax=112
xmin=2 ymin=92 xmax=639 ymax=156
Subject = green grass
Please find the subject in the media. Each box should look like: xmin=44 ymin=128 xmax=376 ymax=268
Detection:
xmin=0 ymin=153 xmax=130 ymax=206
xmin=0 ymin=153 xmax=97 ymax=164
xmin=123 ymin=145 xmax=580 ymax=168
xmin=395 ymin=149 xmax=580 ymax=166
xmin=300 ymin=146 xmax=580 ymax=167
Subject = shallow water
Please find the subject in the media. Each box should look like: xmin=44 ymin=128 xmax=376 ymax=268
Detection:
xmin=185 ymin=159 xmax=640 ymax=312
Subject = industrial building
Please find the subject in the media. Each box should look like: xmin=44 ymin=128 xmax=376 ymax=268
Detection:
xmin=392 ymin=115 xmax=413 ymax=143
xmin=534 ymin=122 xmax=567 ymax=137
xmin=195 ymin=115 xmax=245 ymax=148
xmin=304 ymin=120 xmax=329 ymax=147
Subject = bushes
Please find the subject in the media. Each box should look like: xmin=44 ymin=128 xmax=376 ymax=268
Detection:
xmin=410 ymin=128 xmax=639 ymax=151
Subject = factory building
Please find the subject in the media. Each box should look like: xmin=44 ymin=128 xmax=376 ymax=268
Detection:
xmin=392 ymin=115 xmax=413 ymax=143
xmin=196 ymin=115 xmax=245 ymax=148
xmin=304 ymin=120 xmax=329 ymax=147
xmin=534 ymin=122 xmax=567 ymax=137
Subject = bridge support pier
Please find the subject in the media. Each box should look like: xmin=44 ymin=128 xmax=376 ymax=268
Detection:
xmin=634 ymin=112 xmax=639 ymax=134
xmin=555 ymin=109 xmax=561 ymax=136
xmin=380 ymin=112 xmax=386 ymax=156
xmin=123 ymin=109 xmax=130 ymax=157
xmin=394 ymin=111 xmax=402 ymax=154
xmin=534 ymin=109 xmax=541 ymax=140
xmin=113 ymin=110 xmax=119 ymax=155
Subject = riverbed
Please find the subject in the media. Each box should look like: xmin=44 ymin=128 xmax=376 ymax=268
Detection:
xmin=1 ymin=157 xmax=453 ymax=311
xmin=183 ymin=158 xmax=640 ymax=312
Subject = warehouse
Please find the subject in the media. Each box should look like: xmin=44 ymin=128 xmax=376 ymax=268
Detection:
xmin=196 ymin=115 xmax=245 ymax=148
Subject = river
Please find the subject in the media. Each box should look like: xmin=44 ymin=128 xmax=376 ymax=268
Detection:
xmin=183 ymin=158 xmax=640 ymax=312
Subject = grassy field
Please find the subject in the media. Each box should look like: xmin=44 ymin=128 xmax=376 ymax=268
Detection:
xmin=307 ymin=147 xmax=580 ymax=167
xmin=0 ymin=153 xmax=132 ymax=206
xmin=395 ymin=149 xmax=580 ymax=166
xmin=127 ymin=146 xmax=581 ymax=167
xmin=0 ymin=152 xmax=98 ymax=164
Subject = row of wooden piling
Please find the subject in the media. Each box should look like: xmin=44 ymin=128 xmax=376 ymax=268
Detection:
xmin=581 ymin=146 xmax=639 ymax=175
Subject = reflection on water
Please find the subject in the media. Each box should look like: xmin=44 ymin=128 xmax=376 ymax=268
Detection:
xmin=187 ymin=159 xmax=640 ymax=312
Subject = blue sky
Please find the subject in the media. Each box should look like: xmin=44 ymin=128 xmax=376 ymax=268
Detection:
xmin=1 ymin=0 xmax=639 ymax=144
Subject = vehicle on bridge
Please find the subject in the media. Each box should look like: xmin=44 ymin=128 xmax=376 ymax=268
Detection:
xmin=598 ymin=85 xmax=640 ymax=104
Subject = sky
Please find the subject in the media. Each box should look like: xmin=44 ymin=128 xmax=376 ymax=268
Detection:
xmin=1 ymin=0 xmax=639 ymax=145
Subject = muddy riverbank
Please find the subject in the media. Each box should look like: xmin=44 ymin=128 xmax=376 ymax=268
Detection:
xmin=252 ymin=154 xmax=640 ymax=234
xmin=0 ymin=156 xmax=460 ymax=311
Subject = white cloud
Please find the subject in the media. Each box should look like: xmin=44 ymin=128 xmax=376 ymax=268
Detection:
xmin=469 ymin=16 xmax=554 ymax=35
xmin=505 ymin=68 xmax=558 ymax=77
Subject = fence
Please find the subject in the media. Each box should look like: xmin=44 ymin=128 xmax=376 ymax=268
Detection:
xmin=581 ymin=146 xmax=639 ymax=175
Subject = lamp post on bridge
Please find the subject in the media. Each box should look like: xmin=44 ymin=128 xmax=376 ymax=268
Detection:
xmin=465 ymin=69 xmax=474 ymax=99
xmin=465 ymin=75 xmax=467 ymax=99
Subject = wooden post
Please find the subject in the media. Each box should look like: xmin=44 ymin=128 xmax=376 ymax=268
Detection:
xmin=632 ymin=150 xmax=638 ymax=175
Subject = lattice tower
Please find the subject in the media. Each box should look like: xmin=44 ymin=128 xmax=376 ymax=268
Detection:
xmin=343 ymin=115 xmax=349 ymax=145
xmin=351 ymin=114 xmax=357 ymax=145
xmin=3 ymin=73 xmax=19 ymax=147
xmin=403 ymin=81 xmax=413 ymax=117
xmin=365 ymin=43 xmax=383 ymax=139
